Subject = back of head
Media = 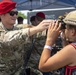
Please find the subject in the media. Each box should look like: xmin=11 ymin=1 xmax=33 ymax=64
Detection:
xmin=36 ymin=12 xmax=45 ymax=21
xmin=17 ymin=16 xmax=23 ymax=24
xmin=63 ymin=10 xmax=76 ymax=26
xmin=30 ymin=16 xmax=36 ymax=22
xmin=30 ymin=15 xmax=36 ymax=26
xmin=0 ymin=0 xmax=16 ymax=15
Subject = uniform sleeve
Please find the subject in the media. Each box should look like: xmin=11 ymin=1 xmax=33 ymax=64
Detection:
xmin=0 ymin=28 xmax=30 ymax=47
xmin=36 ymin=30 xmax=47 ymax=38
xmin=16 ymin=24 xmax=33 ymax=29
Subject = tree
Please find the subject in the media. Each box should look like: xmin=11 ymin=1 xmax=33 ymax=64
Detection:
xmin=18 ymin=12 xmax=27 ymax=19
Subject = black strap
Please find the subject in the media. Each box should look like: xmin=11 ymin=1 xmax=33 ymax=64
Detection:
xmin=10 ymin=38 xmax=36 ymax=75
xmin=19 ymin=38 xmax=36 ymax=75
xmin=23 ymin=38 xmax=36 ymax=67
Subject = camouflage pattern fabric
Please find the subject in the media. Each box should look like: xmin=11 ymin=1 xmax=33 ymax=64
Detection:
xmin=0 ymin=24 xmax=32 ymax=75
xmin=16 ymin=24 xmax=33 ymax=29
xmin=15 ymin=24 xmax=44 ymax=75
xmin=0 ymin=22 xmax=62 ymax=75
xmin=27 ymin=30 xmax=47 ymax=69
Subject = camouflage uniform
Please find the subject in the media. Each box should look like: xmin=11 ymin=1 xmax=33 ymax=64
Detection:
xmin=16 ymin=24 xmax=33 ymax=29
xmin=16 ymin=24 xmax=45 ymax=75
xmin=0 ymin=24 xmax=33 ymax=75
xmin=26 ymin=30 xmax=47 ymax=70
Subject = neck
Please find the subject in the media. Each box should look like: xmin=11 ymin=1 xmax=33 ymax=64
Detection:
xmin=2 ymin=22 xmax=14 ymax=30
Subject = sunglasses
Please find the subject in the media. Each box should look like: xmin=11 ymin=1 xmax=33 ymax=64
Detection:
xmin=8 ymin=11 xmax=18 ymax=16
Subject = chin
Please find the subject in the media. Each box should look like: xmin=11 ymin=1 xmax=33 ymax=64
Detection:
xmin=12 ymin=20 xmax=16 ymax=24
xmin=12 ymin=21 xmax=15 ymax=24
xmin=11 ymin=22 xmax=15 ymax=25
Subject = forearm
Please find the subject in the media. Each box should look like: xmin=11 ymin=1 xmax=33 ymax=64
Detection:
xmin=16 ymin=24 xmax=34 ymax=29
xmin=29 ymin=26 xmax=40 ymax=36
xmin=39 ymin=39 xmax=53 ymax=71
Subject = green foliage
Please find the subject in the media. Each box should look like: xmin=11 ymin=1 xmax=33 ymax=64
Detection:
xmin=18 ymin=12 xmax=27 ymax=19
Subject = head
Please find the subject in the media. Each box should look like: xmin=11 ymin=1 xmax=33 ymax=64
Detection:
xmin=30 ymin=15 xmax=36 ymax=26
xmin=0 ymin=0 xmax=18 ymax=27
xmin=35 ymin=12 xmax=45 ymax=25
xmin=63 ymin=10 xmax=76 ymax=42
xmin=17 ymin=16 xmax=23 ymax=24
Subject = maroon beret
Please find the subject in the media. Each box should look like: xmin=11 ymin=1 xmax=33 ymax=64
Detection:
xmin=36 ymin=12 xmax=45 ymax=19
xmin=0 ymin=0 xmax=16 ymax=15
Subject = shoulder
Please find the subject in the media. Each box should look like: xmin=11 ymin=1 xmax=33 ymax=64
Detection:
xmin=58 ymin=44 xmax=76 ymax=55
xmin=0 ymin=25 xmax=5 ymax=32
xmin=56 ymin=44 xmax=76 ymax=63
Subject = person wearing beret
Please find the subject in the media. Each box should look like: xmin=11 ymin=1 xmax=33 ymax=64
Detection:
xmin=0 ymin=0 xmax=52 ymax=75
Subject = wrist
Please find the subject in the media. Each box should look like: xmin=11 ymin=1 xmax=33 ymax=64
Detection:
xmin=45 ymin=39 xmax=54 ymax=46
xmin=44 ymin=45 xmax=52 ymax=51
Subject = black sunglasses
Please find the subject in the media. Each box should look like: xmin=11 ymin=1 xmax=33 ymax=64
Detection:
xmin=8 ymin=11 xmax=18 ymax=16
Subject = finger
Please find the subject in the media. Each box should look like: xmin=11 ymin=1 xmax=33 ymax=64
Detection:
xmin=54 ymin=20 xmax=59 ymax=29
xmin=43 ymin=19 xmax=54 ymax=23
xmin=41 ymin=20 xmax=53 ymax=24
xmin=48 ymin=21 xmax=53 ymax=29
xmin=57 ymin=22 xmax=61 ymax=31
xmin=42 ymin=23 xmax=50 ymax=26
xmin=51 ymin=20 xmax=55 ymax=29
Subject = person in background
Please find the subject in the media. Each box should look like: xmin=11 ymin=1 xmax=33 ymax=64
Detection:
xmin=17 ymin=16 xmax=32 ymax=29
xmin=39 ymin=10 xmax=76 ymax=75
xmin=35 ymin=12 xmax=45 ymax=25
xmin=0 ymin=0 xmax=51 ymax=75
xmin=17 ymin=16 xmax=23 ymax=24
xmin=27 ymin=12 xmax=51 ymax=75
xmin=30 ymin=15 xmax=36 ymax=26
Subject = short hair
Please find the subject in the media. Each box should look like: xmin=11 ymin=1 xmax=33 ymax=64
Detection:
xmin=17 ymin=16 xmax=23 ymax=24
xmin=30 ymin=16 xmax=36 ymax=22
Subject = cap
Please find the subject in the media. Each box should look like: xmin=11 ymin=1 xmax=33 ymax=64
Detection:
xmin=36 ymin=12 xmax=45 ymax=19
xmin=63 ymin=10 xmax=76 ymax=26
xmin=0 ymin=0 xmax=16 ymax=15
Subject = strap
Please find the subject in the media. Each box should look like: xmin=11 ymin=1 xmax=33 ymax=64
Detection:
xmin=71 ymin=43 xmax=76 ymax=49
xmin=23 ymin=38 xmax=36 ymax=67
xmin=65 ymin=66 xmax=76 ymax=75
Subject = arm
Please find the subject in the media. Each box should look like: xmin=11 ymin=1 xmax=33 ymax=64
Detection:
xmin=39 ymin=20 xmax=75 ymax=72
xmin=1 ymin=20 xmax=52 ymax=47
xmin=16 ymin=24 xmax=34 ymax=29
xmin=39 ymin=44 xmax=75 ymax=72
xmin=29 ymin=20 xmax=52 ymax=36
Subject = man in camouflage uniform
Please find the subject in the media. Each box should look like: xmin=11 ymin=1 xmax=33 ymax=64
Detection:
xmin=26 ymin=12 xmax=49 ymax=75
xmin=0 ymin=0 xmax=51 ymax=75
